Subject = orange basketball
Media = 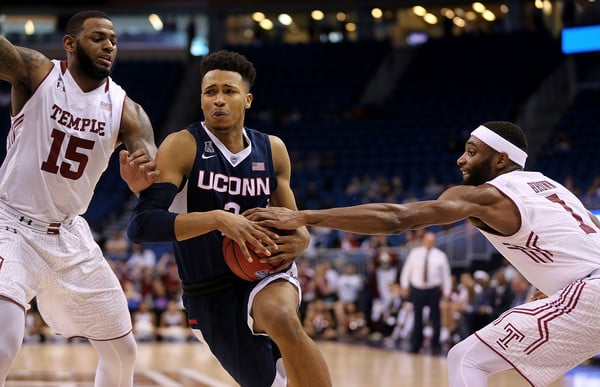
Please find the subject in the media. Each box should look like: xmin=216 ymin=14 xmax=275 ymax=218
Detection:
xmin=222 ymin=236 xmax=284 ymax=281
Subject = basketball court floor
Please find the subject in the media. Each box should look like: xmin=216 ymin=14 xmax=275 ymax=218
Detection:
xmin=7 ymin=340 xmax=600 ymax=386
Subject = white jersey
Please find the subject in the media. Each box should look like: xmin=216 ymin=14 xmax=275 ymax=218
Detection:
xmin=0 ymin=60 xmax=125 ymax=222
xmin=480 ymin=170 xmax=600 ymax=295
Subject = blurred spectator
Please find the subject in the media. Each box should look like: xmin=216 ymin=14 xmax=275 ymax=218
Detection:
xmin=159 ymin=256 xmax=183 ymax=300
xmin=488 ymin=270 xmax=515 ymax=320
xmin=459 ymin=270 xmax=493 ymax=338
xmin=340 ymin=302 xmax=369 ymax=342
xmin=497 ymin=258 xmax=519 ymax=283
xmin=303 ymin=299 xmax=338 ymax=341
xmin=151 ymin=279 xmax=170 ymax=321
xmin=440 ymin=275 xmax=461 ymax=347
xmin=157 ymin=300 xmax=189 ymax=342
xmin=138 ymin=267 xmax=157 ymax=303
xmin=400 ymin=231 xmax=452 ymax=354
xmin=133 ymin=299 xmax=157 ymax=342
xmin=303 ymin=226 xmax=332 ymax=259
xmin=367 ymin=249 xmax=400 ymax=339
xmin=446 ymin=272 xmax=476 ymax=344
xmin=127 ymin=243 xmax=157 ymax=270
xmin=333 ymin=263 xmax=365 ymax=338
xmin=123 ymin=279 xmax=142 ymax=312
xmin=337 ymin=231 xmax=361 ymax=251
xmin=423 ymin=176 xmax=445 ymax=199
xmin=103 ymin=230 xmax=130 ymax=262
xmin=297 ymin=258 xmax=317 ymax=323
xmin=380 ymin=282 xmax=412 ymax=348
xmin=110 ymin=260 xmax=132 ymax=289
xmin=314 ymin=261 xmax=338 ymax=305
xmin=509 ymin=274 xmax=535 ymax=308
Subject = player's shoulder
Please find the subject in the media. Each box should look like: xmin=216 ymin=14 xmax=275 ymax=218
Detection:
xmin=6 ymin=47 xmax=52 ymax=89
xmin=163 ymin=127 xmax=196 ymax=147
xmin=15 ymin=46 xmax=51 ymax=69
xmin=266 ymin=133 xmax=287 ymax=151
xmin=438 ymin=184 xmax=503 ymax=206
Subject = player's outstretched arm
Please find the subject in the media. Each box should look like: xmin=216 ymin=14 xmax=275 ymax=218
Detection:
xmin=247 ymin=184 xmax=512 ymax=236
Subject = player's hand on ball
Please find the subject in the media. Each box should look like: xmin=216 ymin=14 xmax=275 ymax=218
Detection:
xmin=218 ymin=211 xmax=278 ymax=262
xmin=260 ymin=227 xmax=310 ymax=274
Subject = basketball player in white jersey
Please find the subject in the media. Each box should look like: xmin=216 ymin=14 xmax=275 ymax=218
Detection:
xmin=247 ymin=121 xmax=600 ymax=386
xmin=0 ymin=10 xmax=158 ymax=387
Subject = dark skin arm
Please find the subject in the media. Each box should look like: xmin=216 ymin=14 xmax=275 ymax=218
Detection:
xmin=245 ymin=182 xmax=521 ymax=238
xmin=0 ymin=37 xmax=53 ymax=114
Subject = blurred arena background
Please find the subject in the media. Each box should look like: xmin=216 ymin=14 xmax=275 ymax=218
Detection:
xmin=1 ymin=0 xmax=598 ymax=268
xmin=2 ymin=1 xmax=600 ymax=385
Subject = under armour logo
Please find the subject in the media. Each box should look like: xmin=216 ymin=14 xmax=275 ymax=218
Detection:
xmin=19 ymin=216 xmax=33 ymax=226
xmin=56 ymin=78 xmax=65 ymax=92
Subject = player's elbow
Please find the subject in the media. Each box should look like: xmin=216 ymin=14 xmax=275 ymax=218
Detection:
xmin=127 ymin=209 xmax=177 ymax=243
xmin=127 ymin=182 xmax=179 ymax=243
xmin=127 ymin=211 xmax=148 ymax=243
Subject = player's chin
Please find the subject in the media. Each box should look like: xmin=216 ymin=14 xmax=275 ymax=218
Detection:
xmin=207 ymin=121 xmax=231 ymax=132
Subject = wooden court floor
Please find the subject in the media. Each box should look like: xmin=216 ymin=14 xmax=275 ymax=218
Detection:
xmin=8 ymin=340 xmax=598 ymax=386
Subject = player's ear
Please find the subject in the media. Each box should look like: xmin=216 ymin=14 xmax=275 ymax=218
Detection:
xmin=63 ymin=34 xmax=76 ymax=53
xmin=245 ymin=92 xmax=252 ymax=109
xmin=495 ymin=152 xmax=510 ymax=169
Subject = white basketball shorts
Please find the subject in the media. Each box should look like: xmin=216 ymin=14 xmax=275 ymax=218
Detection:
xmin=0 ymin=203 xmax=132 ymax=340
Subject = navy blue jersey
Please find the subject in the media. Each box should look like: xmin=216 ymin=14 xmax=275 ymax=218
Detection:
xmin=170 ymin=122 xmax=277 ymax=286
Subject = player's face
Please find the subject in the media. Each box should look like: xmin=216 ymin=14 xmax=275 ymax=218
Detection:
xmin=201 ymin=70 xmax=252 ymax=132
xmin=457 ymin=136 xmax=496 ymax=186
xmin=74 ymin=18 xmax=117 ymax=81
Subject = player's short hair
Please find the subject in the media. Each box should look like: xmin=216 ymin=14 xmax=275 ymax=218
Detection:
xmin=65 ymin=10 xmax=111 ymax=37
xmin=200 ymin=50 xmax=256 ymax=89
xmin=481 ymin=121 xmax=528 ymax=153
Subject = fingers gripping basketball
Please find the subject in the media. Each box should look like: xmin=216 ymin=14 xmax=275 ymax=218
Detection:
xmin=222 ymin=236 xmax=283 ymax=281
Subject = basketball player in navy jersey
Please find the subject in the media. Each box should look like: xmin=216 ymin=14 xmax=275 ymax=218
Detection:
xmin=0 ymin=10 xmax=158 ymax=387
xmin=247 ymin=121 xmax=600 ymax=386
xmin=128 ymin=50 xmax=332 ymax=387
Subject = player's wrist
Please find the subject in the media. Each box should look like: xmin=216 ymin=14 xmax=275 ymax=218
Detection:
xmin=300 ymin=210 xmax=315 ymax=227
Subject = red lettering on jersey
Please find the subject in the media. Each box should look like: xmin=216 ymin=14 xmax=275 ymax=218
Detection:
xmin=527 ymin=180 xmax=556 ymax=193
xmin=50 ymin=104 xmax=106 ymax=136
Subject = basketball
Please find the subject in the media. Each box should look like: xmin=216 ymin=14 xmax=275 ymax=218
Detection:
xmin=222 ymin=236 xmax=284 ymax=281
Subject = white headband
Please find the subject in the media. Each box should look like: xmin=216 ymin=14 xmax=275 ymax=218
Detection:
xmin=471 ymin=125 xmax=528 ymax=167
